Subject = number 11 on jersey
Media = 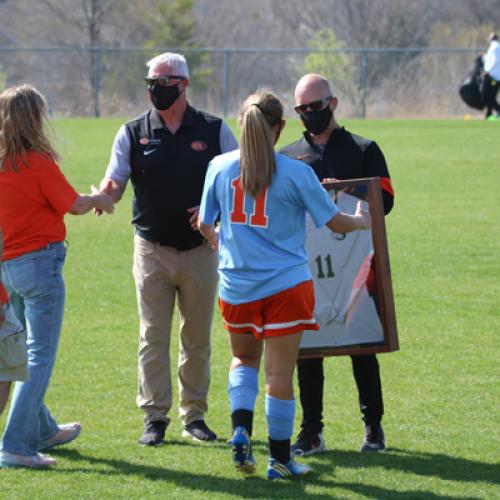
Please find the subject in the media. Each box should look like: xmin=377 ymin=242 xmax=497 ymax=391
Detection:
xmin=229 ymin=177 xmax=269 ymax=227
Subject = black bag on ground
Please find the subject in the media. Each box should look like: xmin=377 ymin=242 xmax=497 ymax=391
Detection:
xmin=459 ymin=55 xmax=485 ymax=110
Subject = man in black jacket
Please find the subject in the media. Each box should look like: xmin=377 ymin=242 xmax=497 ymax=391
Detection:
xmin=280 ymin=74 xmax=394 ymax=454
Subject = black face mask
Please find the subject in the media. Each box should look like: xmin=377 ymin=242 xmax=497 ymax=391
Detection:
xmin=301 ymin=105 xmax=333 ymax=135
xmin=149 ymin=83 xmax=180 ymax=110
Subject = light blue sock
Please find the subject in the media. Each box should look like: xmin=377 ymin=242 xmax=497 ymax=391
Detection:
xmin=265 ymin=394 xmax=295 ymax=441
xmin=228 ymin=365 xmax=259 ymax=412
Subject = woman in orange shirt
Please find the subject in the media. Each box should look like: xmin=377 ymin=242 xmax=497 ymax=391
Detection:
xmin=0 ymin=84 xmax=114 ymax=469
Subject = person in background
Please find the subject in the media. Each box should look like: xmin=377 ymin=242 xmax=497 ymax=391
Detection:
xmin=482 ymin=32 xmax=500 ymax=119
xmin=199 ymin=89 xmax=371 ymax=479
xmin=99 ymin=52 xmax=238 ymax=446
xmin=280 ymin=73 xmax=394 ymax=455
xmin=0 ymin=84 xmax=114 ymax=468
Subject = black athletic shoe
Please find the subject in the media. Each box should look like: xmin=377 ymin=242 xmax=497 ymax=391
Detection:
xmin=290 ymin=430 xmax=327 ymax=457
xmin=182 ymin=420 xmax=217 ymax=442
xmin=139 ymin=420 xmax=168 ymax=446
xmin=360 ymin=424 xmax=385 ymax=452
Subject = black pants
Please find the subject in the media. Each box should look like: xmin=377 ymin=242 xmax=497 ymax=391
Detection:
xmin=297 ymin=354 xmax=384 ymax=435
xmin=482 ymin=73 xmax=500 ymax=118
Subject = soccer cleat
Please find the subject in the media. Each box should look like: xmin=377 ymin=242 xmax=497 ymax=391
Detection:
xmin=38 ymin=422 xmax=82 ymax=451
xmin=229 ymin=426 xmax=256 ymax=474
xmin=266 ymin=457 xmax=313 ymax=480
xmin=139 ymin=420 xmax=168 ymax=446
xmin=0 ymin=451 xmax=57 ymax=469
xmin=182 ymin=420 xmax=217 ymax=442
xmin=291 ymin=431 xmax=327 ymax=457
xmin=360 ymin=424 xmax=385 ymax=452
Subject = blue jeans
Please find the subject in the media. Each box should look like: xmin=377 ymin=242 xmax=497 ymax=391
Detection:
xmin=0 ymin=242 xmax=66 ymax=455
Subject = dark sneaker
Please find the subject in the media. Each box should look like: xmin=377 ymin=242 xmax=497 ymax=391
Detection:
xmin=182 ymin=420 xmax=217 ymax=442
xmin=266 ymin=457 xmax=313 ymax=480
xmin=291 ymin=431 xmax=327 ymax=457
xmin=360 ymin=424 xmax=385 ymax=452
xmin=139 ymin=420 xmax=168 ymax=446
xmin=229 ymin=426 xmax=256 ymax=474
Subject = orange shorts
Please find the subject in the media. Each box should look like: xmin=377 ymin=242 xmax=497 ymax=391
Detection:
xmin=219 ymin=280 xmax=320 ymax=340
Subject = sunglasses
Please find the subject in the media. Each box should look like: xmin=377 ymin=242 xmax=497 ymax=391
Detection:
xmin=144 ymin=75 xmax=185 ymax=87
xmin=294 ymin=96 xmax=333 ymax=114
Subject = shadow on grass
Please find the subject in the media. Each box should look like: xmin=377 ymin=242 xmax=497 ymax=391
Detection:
xmin=325 ymin=482 xmax=479 ymax=500
xmin=51 ymin=449 xmax=331 ymax=499
xmin=310 ymin=447 xmax=499 ymax=486
xmin=46 ymin=446 xmax=495 ymax=499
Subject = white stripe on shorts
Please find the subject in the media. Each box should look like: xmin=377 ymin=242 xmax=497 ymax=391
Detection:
xmin=224 ymin=318 xmax=317 ymax=333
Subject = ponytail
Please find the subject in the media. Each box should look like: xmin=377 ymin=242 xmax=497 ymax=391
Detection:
xmin=238 ymin=90 xmax=283 ymax=198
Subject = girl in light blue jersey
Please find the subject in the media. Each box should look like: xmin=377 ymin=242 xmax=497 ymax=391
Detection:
xmin=199 ymin=90 xmax=370 ymax=480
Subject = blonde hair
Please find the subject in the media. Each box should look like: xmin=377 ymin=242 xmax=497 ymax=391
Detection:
xmin=0 ymin=84 xmax=59 ymax=172
xmin=238 ymin=89 xmax=283 ymax=198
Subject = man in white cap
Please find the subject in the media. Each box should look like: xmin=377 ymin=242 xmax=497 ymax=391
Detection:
xmin=100 ymin=52 xmax=238 ymax=446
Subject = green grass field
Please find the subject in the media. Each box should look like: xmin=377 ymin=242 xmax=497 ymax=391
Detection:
xmin=1 ymin=118 xmax=499 ymax=499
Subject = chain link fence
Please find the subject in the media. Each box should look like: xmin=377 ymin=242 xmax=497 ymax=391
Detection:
xmin=0 ymin=46 xmax=481 ymax=118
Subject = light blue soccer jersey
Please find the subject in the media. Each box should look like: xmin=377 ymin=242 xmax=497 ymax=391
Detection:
xmin=200 ymin=150 xmax=338 ymax=304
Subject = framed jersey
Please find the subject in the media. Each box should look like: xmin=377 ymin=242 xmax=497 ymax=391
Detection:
xmin=299 ymin=177 xmax=399 ymax=358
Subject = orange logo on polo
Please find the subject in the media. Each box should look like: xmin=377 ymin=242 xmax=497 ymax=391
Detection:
xmin=191 ymin=140 xmax=207 ymax=152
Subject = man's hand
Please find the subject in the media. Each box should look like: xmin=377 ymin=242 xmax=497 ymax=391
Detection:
xmin=322 ymin=177 xmax=355 ymax=195
xmin=0 ymin=306 xmax=5 ymax=327
xmin=322 ymin=177 xmax=338 ymax=184
xmin=187 ymin=205 xmax=200 ymax=231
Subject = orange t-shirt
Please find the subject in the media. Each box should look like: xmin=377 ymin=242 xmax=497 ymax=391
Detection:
xmin=0 ymin=151 xmax=78 ymax=261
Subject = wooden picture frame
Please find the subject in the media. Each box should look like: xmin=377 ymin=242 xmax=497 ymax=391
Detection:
xmin=299 ymin=177 xmax=399 ymax=358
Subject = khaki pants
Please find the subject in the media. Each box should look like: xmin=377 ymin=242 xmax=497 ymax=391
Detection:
xmin=133 ymin=235 xmax=218 ymax=426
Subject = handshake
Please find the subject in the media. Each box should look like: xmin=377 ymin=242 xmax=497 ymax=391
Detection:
xmin=91 ymin=179 xmax=117 ymax=216
xmin=91 ymin=186 xmax=114 ymax=216
xmin=69 ymin=179 xmax=115 ymax=216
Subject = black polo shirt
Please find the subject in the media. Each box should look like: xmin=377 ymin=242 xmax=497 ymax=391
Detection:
xmin=126 ymin=105 xmax=223 ymax=250
xmin=279 ymin=127 xmax=394 ymax=215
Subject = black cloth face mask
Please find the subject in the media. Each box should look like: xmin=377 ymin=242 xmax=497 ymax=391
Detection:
xmin=149 ymin=83 xmax=180 ymax=110
xmin=301 ymin=105 xmax=333 ymax=135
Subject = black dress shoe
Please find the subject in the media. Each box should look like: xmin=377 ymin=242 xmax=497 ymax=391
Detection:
xmin=139 ymin=420 xmax=168 ymax=446
xmin=182 ymin=420 xmax=217 ymax=442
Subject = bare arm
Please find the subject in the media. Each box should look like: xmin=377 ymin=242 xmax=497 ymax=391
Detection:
xmin=198 ymin=222 xmax=219 ymax=251
xmin=68 ymin=186 xmax=115 ymax=215
xmin=326 ymin=200 xmax=371 ymax=233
